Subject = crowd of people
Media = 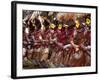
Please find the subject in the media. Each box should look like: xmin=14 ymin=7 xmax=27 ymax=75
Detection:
xmin=22 ymin=11 xmax=91 ymax=69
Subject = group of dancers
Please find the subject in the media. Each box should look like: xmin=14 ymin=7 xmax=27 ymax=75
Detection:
xmin=22 ymin=11 xmax=91 ymax=68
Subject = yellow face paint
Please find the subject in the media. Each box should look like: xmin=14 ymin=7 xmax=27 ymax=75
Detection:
xmin=50 ymin=24 xmax=55 ymax=29
xmin=75 ymin=20 xmax=80 ymax=28
xmin=86 ymin=18 xmax=91 ymax=25
xmin=58 ymin=24 xmax=62 ymax=29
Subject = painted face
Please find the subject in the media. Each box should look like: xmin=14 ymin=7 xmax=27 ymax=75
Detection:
xmin=86 ymin=18 xmax=91 ymax=25
xmin=75 ymin=20 xmax=80 ymax=28
xmin=58 ymin=24 xmax=62 ymax=30
xmin=50 ymin=23 xmax=55 ymax=29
